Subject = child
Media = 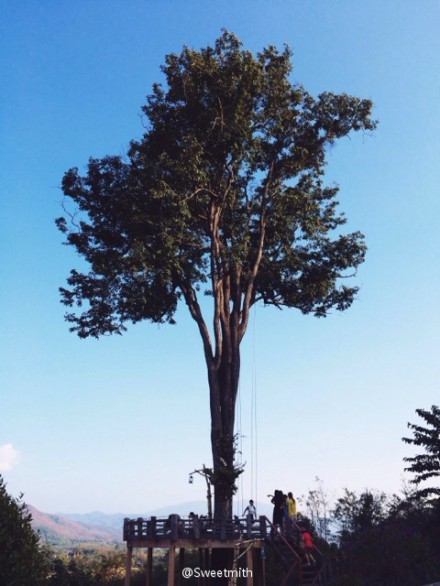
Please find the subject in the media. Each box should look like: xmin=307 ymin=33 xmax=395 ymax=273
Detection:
xmin=300 ymin=528 xmax=316 ymax=566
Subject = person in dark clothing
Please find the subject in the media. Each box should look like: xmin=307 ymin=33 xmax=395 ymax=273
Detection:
xmin=271 ymin=489 xmax=285 ymax=531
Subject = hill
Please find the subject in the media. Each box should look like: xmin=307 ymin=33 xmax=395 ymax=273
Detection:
xmin=28 ymin=499 xmax=273 ymax=545
xmin=28 ymin=505 xmax=121 ymax=544
xmin=60 ymin=501 xmax=214 ymax=533
xmin=61 ymin=499 xmax=273 ymax=533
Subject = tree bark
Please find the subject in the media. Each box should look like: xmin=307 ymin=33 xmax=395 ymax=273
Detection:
xmin=208 ymin=344 xmax=240 ymax=522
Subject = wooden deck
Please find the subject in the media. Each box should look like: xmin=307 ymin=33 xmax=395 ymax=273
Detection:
xmin=123 ymin=514 xmax=268 ymax=585
xmin=123 ymin=514 xmax=334 ymax=585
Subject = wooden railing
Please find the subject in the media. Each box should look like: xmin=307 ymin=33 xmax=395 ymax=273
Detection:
xmin=123 ymin=514 xmax=269 ymax=542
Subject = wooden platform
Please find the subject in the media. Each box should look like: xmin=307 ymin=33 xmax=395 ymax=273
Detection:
xmin=123 ymin=514 xmax=267 ymax=585
xmin=123 ymin=514 xmax=337 ymax=585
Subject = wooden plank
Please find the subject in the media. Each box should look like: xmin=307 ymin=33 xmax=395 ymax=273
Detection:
xmin=126 ymin=537 xmax=263 ymax=549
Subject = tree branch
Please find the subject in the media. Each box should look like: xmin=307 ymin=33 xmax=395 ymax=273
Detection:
xmin=179 ymin=280 xmax=213 ymax=364
xmin=239 ymin=161 xmax=274 ymax=339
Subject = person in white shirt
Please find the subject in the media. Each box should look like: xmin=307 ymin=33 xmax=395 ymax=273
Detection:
xmin=243 ymin=499 xmax=257 ymax=521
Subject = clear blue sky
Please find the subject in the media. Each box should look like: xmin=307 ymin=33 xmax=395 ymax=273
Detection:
xmin=1 ymin=0 xmax=439 ymax=515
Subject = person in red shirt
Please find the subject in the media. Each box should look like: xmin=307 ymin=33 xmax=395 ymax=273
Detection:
xmin=300 ymin=528 xmax=316 ymax=566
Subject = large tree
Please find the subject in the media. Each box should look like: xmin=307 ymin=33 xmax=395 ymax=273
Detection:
xmin=57 ymin=31 xmax=375 ymax=521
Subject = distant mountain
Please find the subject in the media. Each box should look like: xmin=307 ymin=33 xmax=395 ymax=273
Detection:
xmin=28 ymin=499 xmax=273 ymax=544
xmin=28 ymin=505 xmax=121 ymax=543
xmin=60 ymin=501 xmax=213 ymax=534
xmin=60 ymin=500 xmax=273 ymax=534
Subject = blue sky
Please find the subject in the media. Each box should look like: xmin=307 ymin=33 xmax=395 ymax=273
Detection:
xmin=1 ymin=0 xmax=439 ymax=516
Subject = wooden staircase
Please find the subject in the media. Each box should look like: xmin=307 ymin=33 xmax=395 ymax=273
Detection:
xmin=263 ymin=517 xmax=332 ymax=586
xmin=301 ymin=563 xmax=322 ymax=585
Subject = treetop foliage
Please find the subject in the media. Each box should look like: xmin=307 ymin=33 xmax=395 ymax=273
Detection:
xmin=330 ymin=486 xmax=440 ymax=586
xmin=403 ymin=405 xmax=440 ymax=499
xmin=57 ymin=31 xmax=376 ymax=349
xmin=0 ymin=475 xmax=47 ymax=585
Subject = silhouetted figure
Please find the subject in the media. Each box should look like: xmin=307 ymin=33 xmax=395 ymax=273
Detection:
xmin=271 ymin=490 xmax=284 ymax=531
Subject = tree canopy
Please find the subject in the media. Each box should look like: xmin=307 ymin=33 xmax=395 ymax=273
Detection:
xmin=330 ymin=487 xmax=440 ymax=585
xmin=0 ymin=475 xmax=47 ymax=586
xmin=403 ymin=405 xmax=440 ymax=499
xmin=57 ymin=31 xmax=375 ymax=344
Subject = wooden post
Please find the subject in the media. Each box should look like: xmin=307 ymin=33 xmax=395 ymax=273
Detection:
xmin=246 ymin=547 xmax=254 ymax=586
xmin=136 ymin=517 xmax=144 ymax=538
xmin=145 ymin=547 xmax=153 ymax=586
xmin=123 ymin=518 xmax=129 ymax=541
xmin=178 ymin=548 xmax=185 ymax=586
xmin=168 ymin=547 xmax=176 ymax=586
xmin=220 ymin=518 xmax=226 ymax=540
xmin=246 ymin=515 xmax=253 ymax=538
xmin=231 ymin=543 xmax=240 ymax=586
xmin=254 ymin=548 xmax=266 ymax=586
xmin=259 ymin=516 xmax=266 ymax=539
xmin=170 ymin=515 xmax=179 ymax=541
xmin=193 ymin=515 xmax=200 ymax=539
xmin=198 ymin=548 xmax=204 ymax=586
xmin=124 ymin=546 xmax=133 ymax=586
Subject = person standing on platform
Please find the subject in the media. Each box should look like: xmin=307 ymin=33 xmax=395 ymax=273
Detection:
xmin=271 ymin=490 xmax=284 ymax=532
xmin=243 ymin=499 xmax=257 ymax=522
xmin=287 ymin=492 xmax=297 ymax=522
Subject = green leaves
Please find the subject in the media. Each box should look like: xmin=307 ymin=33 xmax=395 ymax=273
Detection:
xmin=0 ymin=476 xmax=48 ymax=586
xmin=57 ymin=30 xmax=375 ymax=339
xmin=403 ymin=405 xmax=440 ymax=499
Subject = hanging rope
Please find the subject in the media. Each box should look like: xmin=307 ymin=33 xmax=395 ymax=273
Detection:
xmin=236 ymin=373 xmax=244 ymax=517
xmin=250 ymin=304 xmax=258 ymax=507
xmin=236 ymin=305 xmax=258 ymax=517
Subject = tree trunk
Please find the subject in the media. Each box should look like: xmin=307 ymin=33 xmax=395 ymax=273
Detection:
xmin=208 ymin=343 xmax=240 ymax=522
